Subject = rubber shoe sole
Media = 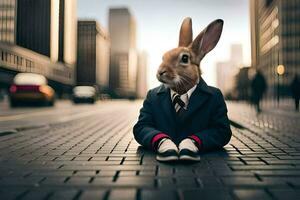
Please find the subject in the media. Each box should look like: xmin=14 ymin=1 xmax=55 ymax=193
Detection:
xmin=156 ymin=149 xmax=178 ymax=162
xmin=179 ymin=149 xmax=200 ymax=161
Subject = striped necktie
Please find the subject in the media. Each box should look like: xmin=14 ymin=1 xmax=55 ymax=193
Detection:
xmin=172 ymin=93 xmax=186 ymax=116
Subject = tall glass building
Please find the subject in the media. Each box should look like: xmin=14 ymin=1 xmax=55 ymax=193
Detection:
xmin=250 ymin=0 xmax=300 ymax=101
xmin=77 ymin=20 xmax=110 ymax=89
xmin=109 ymin=8 xmax=138 ymax=97
xmin=0 ymin=0 xmax=77 ymax=93
xmin=0 ymin=0 xmax=17 ymax=44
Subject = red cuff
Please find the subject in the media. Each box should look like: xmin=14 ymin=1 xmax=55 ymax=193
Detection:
xmin=151 ymin=133 xmax=169 ymax=150
xmin=189 ymin=135 xmax=202 ymax=149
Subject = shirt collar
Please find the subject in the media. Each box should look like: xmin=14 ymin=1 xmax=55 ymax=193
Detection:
xmin=170 ymin=79 xmax=199 ymax=102
xmin=157 ymin=78 xmax=213 ymax=95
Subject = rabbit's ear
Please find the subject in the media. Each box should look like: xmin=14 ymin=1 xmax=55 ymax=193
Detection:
xmin=178 ymin=17 xmax=193 ymax=47
xmin=191 ymin=19 xmax=223 ymax=63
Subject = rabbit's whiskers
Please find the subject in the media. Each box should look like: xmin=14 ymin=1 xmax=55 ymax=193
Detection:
xmin=171 ymin=73 xmax=195 ymax=94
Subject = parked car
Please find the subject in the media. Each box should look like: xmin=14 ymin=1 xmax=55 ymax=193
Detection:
xmin=9 ymin=73 xmax=55 ymax=107
xmin=72 ymin=86 xmax=96 ymax=104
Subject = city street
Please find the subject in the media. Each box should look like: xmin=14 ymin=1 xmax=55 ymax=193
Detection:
xmin=1 ymin=0 xmax=299 ymax=199
xmin=0 ymin=100 xmax=299 ymax=200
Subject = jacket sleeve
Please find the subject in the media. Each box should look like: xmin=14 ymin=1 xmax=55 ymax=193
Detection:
xmin=193 ymin=89 xmax=232 ymax=151
xmin=133 ymin=90 xmax=166 ymax=150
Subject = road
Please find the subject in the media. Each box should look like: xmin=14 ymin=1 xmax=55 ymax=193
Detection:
xmin=0 ymin=100 xmax=300 ymax=200
xmin=0 ymin=100 xmax=139 ymax=132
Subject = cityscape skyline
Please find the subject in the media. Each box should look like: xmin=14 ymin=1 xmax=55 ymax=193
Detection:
xmin=0 ymin=2 xmax=299 ymax=197
xmin=77 ymin=0 xmax=251 ymax=88
xmin=108 ymin=8 xmax=138 ymax=97
xmin=0 ymin=0 xmax=77 ymax=96
xmin=76 ymin=20 xmax=110 ymax=90
xmin=1 ymin=0 xmax=298 ymax=104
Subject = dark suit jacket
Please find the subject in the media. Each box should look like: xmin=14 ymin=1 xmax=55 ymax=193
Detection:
xmin=133 ymin=78 xmax=232 ymax=151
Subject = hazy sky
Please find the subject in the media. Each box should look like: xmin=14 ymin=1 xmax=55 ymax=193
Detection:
xmin=78 ymin=0 xmax=251 ymax=88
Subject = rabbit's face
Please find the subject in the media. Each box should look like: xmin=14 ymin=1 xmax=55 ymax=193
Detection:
xmin=157 ymin=47 xmax=199 ymax=94
xmin=156 ymin=18 xmax=223 ymax=94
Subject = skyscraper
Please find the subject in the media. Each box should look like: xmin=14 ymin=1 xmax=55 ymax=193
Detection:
xmin=16 ymin=0 xmax=51 ymax=57
xmin=136 ymin=51 xmax=148 ymax=98
xmin=0 ymin=0 xmax=17 ymax=44
xmin=250 ymin=0 xmax=300 ymax=99
xmin=77 ymin=20 xmax=110 ymax=90
xmin=16 ymin=0 xmax=77 ymax=66
xmin=109 ymin=8 xmax=137 ymax=97
xmin=216 ymin=44 xmax=243 ymax=97
xmin=0 ymin=0 xmax=77 ymax=93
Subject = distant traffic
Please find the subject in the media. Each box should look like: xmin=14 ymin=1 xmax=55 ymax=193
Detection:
xmin=8 ymin=73 xmax=100 ymax=107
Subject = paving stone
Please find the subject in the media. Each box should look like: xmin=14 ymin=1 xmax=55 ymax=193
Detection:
xmin=181 ymin=189 xmax=233 ymax=200
xmin=141 ymin=189 xmax=178 ymax=200
xmin=175 ymin=177 xmax=199 ymax=188
xmin=119 ymin=170 xmax=137 ymax=176
xmin=269 ymin=189 xmax=300 ymax=200
xmin=115 ymin=177 xmax=155 ymax=187
xmin=196 ymin=177 xmax=223 ymax=188
xmin=74 ymin=171 xmax=97 ymax=176
xmin=0 ymin=188 xmax=28 ymax=200
xmin=0 ymin=101 xmax=299 ymax=199
xmin=139 ymin=170 xmax=156 ymax=176
xmin=0 ymin=177 xmax=43 ymax=186
xmin=66 ymin=177 xmax=91 ymax=185
xmin=221 ymin=177 xmax=287 ymax=187
xmin=79 ymin=189 xmax=107 ymax=200
xmin=21 ymin=189 xmax=52 ymax=200
xmin=233 ymin=189 xmax=272 ymax=200
xmin=48 ymin=190 xmax=79 ymax=200
xmin=231 ymin=165 xmax=297 ymax=171
xmin=41 ymin=177 xmax=67 ymax=185
xmin=108 ymin=189 xmax=136 ymax=200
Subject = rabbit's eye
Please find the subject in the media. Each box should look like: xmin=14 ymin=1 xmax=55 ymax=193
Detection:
xmin=181 ymin=54 xmax=189 ymax=64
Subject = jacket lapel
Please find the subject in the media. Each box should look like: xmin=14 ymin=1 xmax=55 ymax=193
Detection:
xmin=180 ymin=78 xmax=213 ymax=123
xmin=155 ymin=79 xmax=213 ymax=126
xmin=156 ymin=84 xmax=177 ymax=126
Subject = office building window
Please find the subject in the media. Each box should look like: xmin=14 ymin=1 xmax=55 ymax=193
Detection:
xmin=0 ymin=0 xmax=16 ymax=43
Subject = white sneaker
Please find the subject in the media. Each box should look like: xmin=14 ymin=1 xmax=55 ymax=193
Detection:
xmin=156 ymin=138 xmax=179 ymax=162
xmin=178 ymin=138 xmax=200 ymax=161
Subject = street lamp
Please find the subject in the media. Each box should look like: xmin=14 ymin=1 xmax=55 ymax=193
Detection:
xmin=276 ymin=64 xmax=285 ymax=106
xmin=277 ymin=65 xmax=285 ymax=75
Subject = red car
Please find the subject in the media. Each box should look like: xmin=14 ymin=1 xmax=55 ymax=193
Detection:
xmin=9 ymin=73 xmax=55 ymax=107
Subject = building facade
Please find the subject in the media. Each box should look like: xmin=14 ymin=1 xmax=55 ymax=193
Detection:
xmin=0 ymin=0 xmax=77 ymax=94
xmin=136 ymin=51 xmax=148 ymax=98
xmin=16 ymin=0 xmax=51 ymax=57
xmin=0 ymin=0 xmax=17 ymax=44
xmin=16 ymin=0 xmax=77 ymax=66
xmin=216 ymin=44 xmax=243 ymax=98
xmin=77 ymin=20 xmax=110 ymax=91
xmin=250 ymin=0 xmax=300 ymax=100
xmin=109 ymin=8 xmax=137 ymax=97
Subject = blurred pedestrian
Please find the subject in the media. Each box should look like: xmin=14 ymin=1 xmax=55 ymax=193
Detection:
xmin=290 ymin=74 xmax=300 ymax=111
xmin=251 ymin=70 xmax=267 ymax=113
xmin=0 ymin=89 xmax=3 ymax=101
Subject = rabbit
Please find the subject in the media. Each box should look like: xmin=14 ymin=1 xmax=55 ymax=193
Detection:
xmin=156 ymin=17 xmax=223 ymax=95
xmin=133 ymin=17 xmax=231 ymax=162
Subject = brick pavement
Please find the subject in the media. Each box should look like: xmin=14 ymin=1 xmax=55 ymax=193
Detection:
xmin=0 ymin=101 xmax=300 ymax=200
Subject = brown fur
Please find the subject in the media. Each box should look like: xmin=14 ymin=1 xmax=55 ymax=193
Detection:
xmin=157 ymin=17 xmax=224 ymax=95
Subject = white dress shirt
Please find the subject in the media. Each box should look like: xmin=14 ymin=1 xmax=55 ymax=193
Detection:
xmin=170 ymin=81 xmax=198 ymax=110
